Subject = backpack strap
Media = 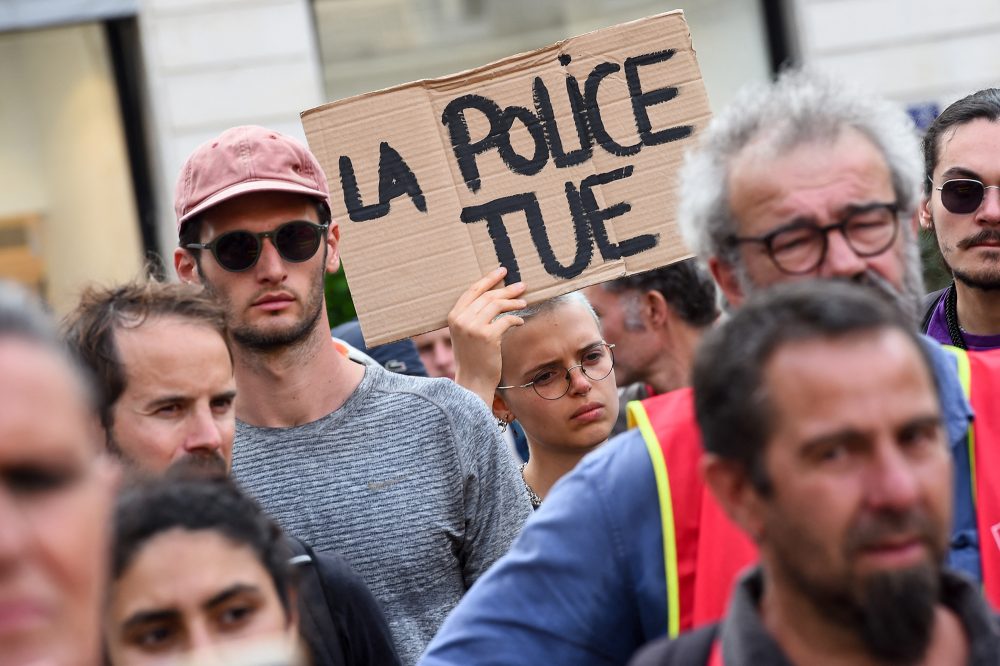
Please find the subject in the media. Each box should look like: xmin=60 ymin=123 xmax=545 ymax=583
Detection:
xmin=708 ymin=637 xmax=723 ymax=666
xmin=921 ymin=287 xmax=948 ymax=333
xmin=291 ymin=539 xmax=402 ymax=666
xmin=633 ymin=623 xmax=719 ymax=665
xmin=674 ymin=623 xmax=718 ymax=665
xmin=287 ymin=537 xmax=346 ymax=665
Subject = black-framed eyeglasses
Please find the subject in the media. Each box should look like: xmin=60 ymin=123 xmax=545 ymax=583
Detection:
xmin=497 ymin=343 xmax=615 ymax=400
xmin=727 ymin=202 xmax=900 ymax=275
xmin=185 ymin=220 xmax=329 ymax=272
xmin=933 ymin=178 xmax=1000 ymax=215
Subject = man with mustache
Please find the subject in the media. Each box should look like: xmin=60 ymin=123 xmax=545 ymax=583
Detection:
xmin=631 ymin=282 xmax=1000 ymax=665
xmin=64 ymin=280 xmax=401 ymax=665
xmin=920 ymin=89 xmax=1000 ymax=350
xmin=420 ymin=69 xmax=978 ymax=666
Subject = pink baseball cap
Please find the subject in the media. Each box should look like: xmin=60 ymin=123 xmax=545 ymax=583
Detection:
xmin=174 ymin=125 xmax=330 ymax=234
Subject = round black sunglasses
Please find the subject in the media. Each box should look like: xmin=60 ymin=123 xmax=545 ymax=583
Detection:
xmin=186 ymin=220 xmax=329 ymax=272
xmin=934 ymin=178 xmax=1000 ymax=215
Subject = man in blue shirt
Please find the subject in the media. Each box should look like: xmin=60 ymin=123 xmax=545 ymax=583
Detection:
xmin=420 ymin=69 xmax=976 ymax=666
xmin=631 ymin=282 xmax=997 ymax=666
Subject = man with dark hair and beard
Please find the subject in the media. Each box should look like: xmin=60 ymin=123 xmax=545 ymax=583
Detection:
xmin=919 ymin=88 xmax=1000 ymax=350
xmin=173 ymin=126 xmax=530 ymax=665
xmin=583 ymin=259 xmax=719 ymax=435
xmin=631 ymin=280 xmax=1000 ymax=665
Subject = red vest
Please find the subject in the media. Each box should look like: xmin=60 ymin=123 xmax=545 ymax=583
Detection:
xmin=627 ymin=388 xmax=757 ymax=637
xmin=944 ymin=346 xmax=1000 ymax=608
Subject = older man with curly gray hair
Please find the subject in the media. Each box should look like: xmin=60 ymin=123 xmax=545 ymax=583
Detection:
xmin=677 ymin=68 xmax=927 ymax=324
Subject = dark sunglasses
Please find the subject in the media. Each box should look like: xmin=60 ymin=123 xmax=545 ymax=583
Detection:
xmin=934 ymin=178 xmax=1000 ymax=215
xmin=186 ymin=220 xmax=329 ymax=272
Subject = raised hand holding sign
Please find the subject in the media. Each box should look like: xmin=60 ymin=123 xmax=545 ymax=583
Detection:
xmin=302 ymin=10 xmax=711 ymax=345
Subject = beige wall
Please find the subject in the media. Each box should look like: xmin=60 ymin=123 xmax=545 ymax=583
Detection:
xmin=314 ymin=0 xmax=771 ymax=113
xmin=138 ymin=0 xmax=324 ymax=261
xmin=791 ymin=0 xmax=1000 ymax=109
xmin=0 ymin=23 xmax=142 ymax=313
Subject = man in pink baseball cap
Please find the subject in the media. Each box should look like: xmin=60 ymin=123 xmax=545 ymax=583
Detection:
xmin=173 ymin=126 xmax=530 ymax=665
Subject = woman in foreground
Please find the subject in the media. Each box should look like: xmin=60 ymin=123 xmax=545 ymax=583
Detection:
xmin=104 ymin=474 xmax=308 ymax=666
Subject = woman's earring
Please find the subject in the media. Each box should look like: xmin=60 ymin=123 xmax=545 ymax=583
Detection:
xmin=497 ymin=417 xmax=509 ymax=433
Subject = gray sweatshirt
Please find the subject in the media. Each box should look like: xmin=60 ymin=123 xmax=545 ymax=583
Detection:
xmin=232 ymin=364 xmax=532 ymax=665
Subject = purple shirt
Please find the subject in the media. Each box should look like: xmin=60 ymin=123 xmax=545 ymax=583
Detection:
xmin=926 ymin=287 xmax=1000 ymax=350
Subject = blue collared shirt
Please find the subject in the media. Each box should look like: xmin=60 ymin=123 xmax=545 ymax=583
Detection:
xmin=419 ymin=336 xmax=976 ymax=666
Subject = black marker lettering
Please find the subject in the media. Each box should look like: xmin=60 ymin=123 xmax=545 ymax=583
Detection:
xmin=532 ymin=76 xmax=591 ymax=168
xmin=498 ymin=105 xmax=548 ymax=177
xmin=584 ymin=62 xmax=641 ymax=157
xmin=376 ymin=142 xmax=426 ymax=215
xmin=624 ymin=50 xmax=693 ymax=147
xmin=338 ymin=143 xmax=426 ymax=222
xmin=524 ymin=184 xmax=592 ymax=279
xmin=460 ymin=190 xmax=597 ymax=282
xmin=578 ymin=165 xmax=659 ymax=259
xmin=339 ymin=155 xmax=388 ymax=222
xmin=442 ymin=94 xmax=505 ymax=193
xmin=460 ymin=194 xmax=534 ymax=282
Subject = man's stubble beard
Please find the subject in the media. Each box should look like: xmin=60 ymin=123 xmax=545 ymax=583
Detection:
xmin=167 ymin=449 xmax=229 ymax=478
xmin=203 ymin=261 xmax=327 ymax=352
xmin=953 ymin=229 xmax=1000 ymax=291
xmin=953 ymin=267 xmax=1000 ymax=291
xmin=106 ymin=428 xmax=228 ymax=479
xmin=863 ymin=229 xmax=926 ymax=327
xmin=768 ymin=505 xmax=945 ymax=664
xmin=932 ymin=220 xmax=1000 ymax=291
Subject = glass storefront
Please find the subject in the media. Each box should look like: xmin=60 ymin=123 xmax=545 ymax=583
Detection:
xmin=0 ymin=22 xmax=142 ymax=313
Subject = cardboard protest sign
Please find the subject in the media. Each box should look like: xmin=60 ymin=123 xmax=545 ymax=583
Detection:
xmin=302 ymin=10 xmax=711 ymax=346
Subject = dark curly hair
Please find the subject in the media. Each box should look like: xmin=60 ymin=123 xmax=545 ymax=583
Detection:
xmin=111 ymin=470 xmax=294 ymax=615
xmin=923 ymin=88 xmax=1000 ymax=193
xmin=599 ymin=258 xmax=718 ymax=328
